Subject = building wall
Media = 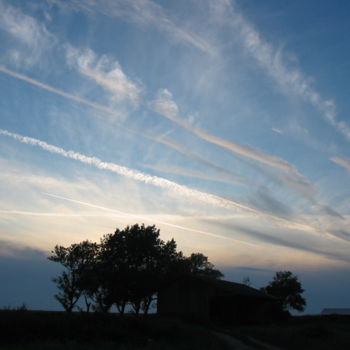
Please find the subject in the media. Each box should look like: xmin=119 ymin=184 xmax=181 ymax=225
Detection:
xmin=158 ymin=279 xmax=213 ymax=321
xmin=158 ymin=279 xmax=276 ymax=323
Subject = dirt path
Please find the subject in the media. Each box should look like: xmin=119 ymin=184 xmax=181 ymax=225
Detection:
xmin=213 ymin=331 xmax=284 ymax=350
xmin=213 ymin=332 xmax=256 ymax=349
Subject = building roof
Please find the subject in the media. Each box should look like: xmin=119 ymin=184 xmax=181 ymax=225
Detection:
xmin=321 ymin=308 xmax=350 ymax=315
xmin=178 ymin=275 xmax=274 ymax=299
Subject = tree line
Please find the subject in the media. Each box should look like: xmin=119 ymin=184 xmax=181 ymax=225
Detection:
xmin=48 ymin=224 xmax=222 ymax=314
xmin=49 ymin=223 xmax=306 ymax=314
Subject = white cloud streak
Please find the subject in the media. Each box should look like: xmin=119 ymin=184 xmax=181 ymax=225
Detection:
xmin=151 ymin=88 xmax=315 ymax=198
xmin=44 ymin=192 xmax=256 ymax=247
xmin=152 ymin=90 xmax=294 ymax=171
xmin=272 ymin=128 xmax=284 ymax=135
xmin=331 ymin=157 xmax=350 ymax=173
xmin=65 ymin=46 xmax=141 ymax=107
xmin=0 ymin=129 xmax=256 ymax=214
xmin=217 ymin=0 xmax=350 ymax=140
xmin=52 ymin=0 xmax=217 ymax=56
xmin=0 ymin=210 xmax=115 ymax=217
xmin=0 ymin=65 xmax=125 ymax=119
xmin=156 ymin=136 xmax=247 ymax=186
xmin=0 ymin=65 xmax=262 ymax=190
xmin=141 ymin=163 xmax=241 ymax=185
xmin=0 ymin=1 xmax=56 ymax=66
xmin=0 ymin=129 xmax=342 ymax=241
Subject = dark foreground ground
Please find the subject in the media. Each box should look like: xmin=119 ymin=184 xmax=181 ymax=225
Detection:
xmin=0 ymin=310 xmax=228 ymax=350
xmin=1 ymin=310 xmax=350 ymax=349
xmin=227 ymin=314 xmax=350 ymax=349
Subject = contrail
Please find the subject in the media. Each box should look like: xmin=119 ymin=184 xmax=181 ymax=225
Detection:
xmin=157 ymin=136 xmax=249 ymax=186
xmin=331 ymin=157 xmax=350 ymax=172
xmin=44 ymin=192 xmax=257 ymax=247
xmin=0 ymin=65 xmax=123 ymax=118
xmin=153 ymin=101 xmax=302 ymax=175
xmin=0 ymin=129 xmax=256 ymax=213
xmin=151 ymin=100 xmax=316 ymax=200
xmin=0 ymin=209 xmax=118 ymax=217
xmin=0 ymin=65 xmax=303 ymax=192
xmin=0 ymin=65 xmax=246 ymax=183
xmin=0 ymin=129 xmax=340 ymax=241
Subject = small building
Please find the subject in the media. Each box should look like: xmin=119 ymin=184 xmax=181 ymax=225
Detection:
xmin=321 ymin=308 xmax=350 ymax=315
xmin=158 ymin=276 xmax=278 ymax=324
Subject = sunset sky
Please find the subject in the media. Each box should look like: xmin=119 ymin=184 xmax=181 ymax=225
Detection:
xmin=1 ymin=0 xmax=350 ymax=314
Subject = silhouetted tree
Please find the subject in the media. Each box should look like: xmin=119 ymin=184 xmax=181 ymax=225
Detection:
xmin=262 ymin=271 xmax=306 ymax=312
xmin=184 ymin=253 xmax=223 ymax=279
xmin=100 ymin=224 xmax=181 ymax=315
xmin=48 ymin=240 xmax=98 ymax=312
xmin=49 ymin=224 xmax=223 ymax=315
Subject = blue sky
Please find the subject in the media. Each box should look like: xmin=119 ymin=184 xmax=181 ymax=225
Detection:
xmin=1 ymin=0 xmax=350 ymax=314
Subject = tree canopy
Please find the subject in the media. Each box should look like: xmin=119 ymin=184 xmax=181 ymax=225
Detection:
xmin=263 ymin=270 xmax=306 ymax=312
xmin=48 ymin=223 xmax=222 ymax=314
xmin=48 ymin=241 xmax=98 ymax=312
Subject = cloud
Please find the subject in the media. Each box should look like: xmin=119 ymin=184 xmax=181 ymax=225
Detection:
xmin=152 ymin=89 xmax=179 ymax=117
xmin=0 ymin=245 xmax=61 ymax=310
xmin=0 ymin=65 xmax=313 ymax=203
xmin=331 ymin=157 xmax=350 ymax=173
xmin=0 ymin=1 xmax=56 ymax=66
xmin=246 ymin=189 xmax=293 ymax=219
xmin=151 ymin=89 xmax=293 ymax=171
xmin=214 ymin=0 xmax=350 ymax=140
xmin=0 ymin=65 xmax=291 ymax=194
xmin=53 ymin=0 xmax=217 ymax=56
xmin=2 ymin=128 xmax=343 ymax=245
xmin=0 ymin=209 xmax=118 ymax=218
xmin=150 ymin=88 xmax=315 ymax=199
xmin=315 ymin=205 xmax=344 ymax=220
xmin=0 ymin=65 xmax=126 ymax=120
xmin=141 ymin=163 xmax=241 ymax=186
xmin=156 ymin=136 xmax=247 ymax=186
xmin=0 ymin=239 xmax=46 ymax=260
xmin=65 ymin=46 xmax=142 ymax=107
xmin=205 ymin=221 xmax=350 ymax=264
xmin=0 ymin=129 xmax=257 ymax=214
xmin=330 ymin=230 xmax=350 ymax=241
xmin=272 ymin=128 xmax=284 ymax=135
xmin=44 ymin=192 xmax=254 ymax=247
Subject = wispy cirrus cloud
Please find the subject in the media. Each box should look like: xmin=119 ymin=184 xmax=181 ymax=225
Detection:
xmin=232 ymin=225 xmax=350 ymax=263
xmin=272 ymin=128 xmax=284 ymax=135
xmin=150 ymin=88 xmax=315 ymax=199
xmin=0 ymin=129 xmax=256 ymax=214
xmin=156 ymin=136 xmax=247 ymax=186
xmin=44 ymin=192 xmax=255 ymax=246
xmin=203 ymin=219 xmax=350 ymax=264
xmin=151 ymin=88 xmax=345 ymax=220
xmin=0 ymin=209 xmax=117 ymax=218
xmin=0 ymin=65 xmax=126 ymax=120
xmin=0 ymin=1 xmax=56 ymax=66
xmin=0 ymin=239 xmax=46 ymax=259
xmin=141 ymin=163 xmax=240 ymax=186
xmin=1 ymin=129 xmax=344 ymax=242
xmin=212 ymin=0 xmax=350 ymax=140
xmin=0 ymin=64 xmax=270 ymax=189
xmin=331 ymin=157 xmax=350 ymax=173
xmin=65 ymin=46 xmax=142 ymax=107
xmin=53 ymin=0 xmax=217 ymax=56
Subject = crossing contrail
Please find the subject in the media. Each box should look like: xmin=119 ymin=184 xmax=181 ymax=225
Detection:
xmin=0 ymin=128 xmax=256 ymax=213
xmin=44 ymin=192 xmax=257 ymax=247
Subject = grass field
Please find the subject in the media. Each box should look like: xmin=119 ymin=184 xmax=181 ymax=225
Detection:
xmin=0 ymin=310 xmax=229 ymax=350
xmin=227 ymin=315 xmax=350 ymax=349
xmin=1 ymin=310 xmax=350 ymax=349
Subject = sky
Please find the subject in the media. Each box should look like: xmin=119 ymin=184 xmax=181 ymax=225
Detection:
xmin=1 ymin=0 xmax=350 ymax=314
